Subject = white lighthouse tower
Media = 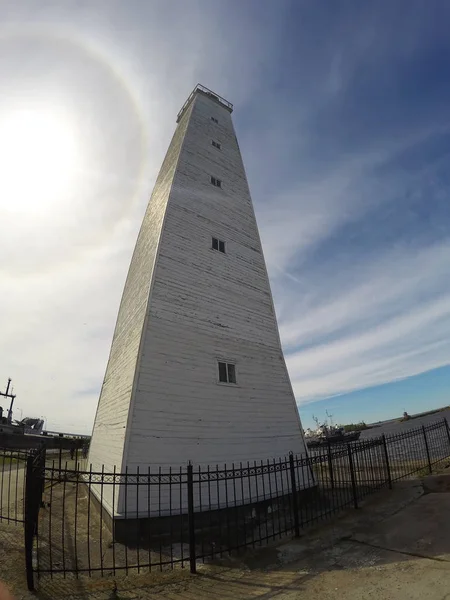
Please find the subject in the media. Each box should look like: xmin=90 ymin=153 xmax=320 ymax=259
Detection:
xmin=88 ymin=85 xmax=309 ymax=515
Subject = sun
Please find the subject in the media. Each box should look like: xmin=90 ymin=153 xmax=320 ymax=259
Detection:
xmin=0 ymin=109 xmax=79 ymax=215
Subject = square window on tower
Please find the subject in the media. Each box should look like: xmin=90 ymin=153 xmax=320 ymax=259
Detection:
xmin=212 ymin=237 xmax=226 ymax=253
xmin=212 ymin=140 xmax=221 ymax=150
xmin=211 ymin=116 xmax=218 ymax=124
xmin=210 ymin=176 xmax=222 ymax=188
xmin=218 ymin=361 xmax=236 ymax=384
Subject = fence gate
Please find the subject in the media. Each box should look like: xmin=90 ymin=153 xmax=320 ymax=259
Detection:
xmin=24 ymin=446 xmax=46 ymax=591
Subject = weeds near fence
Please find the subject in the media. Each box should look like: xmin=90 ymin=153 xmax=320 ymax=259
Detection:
xmin=1 ymin=417 xmax=450 ymax=590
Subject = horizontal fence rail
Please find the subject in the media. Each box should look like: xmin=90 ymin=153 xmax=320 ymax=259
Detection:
xmin=1 ymin=417 xmax=449 ymax=590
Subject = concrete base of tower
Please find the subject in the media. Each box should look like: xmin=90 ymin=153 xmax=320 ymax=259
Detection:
xmin=107 ymin=485 xmax=320 ymax=548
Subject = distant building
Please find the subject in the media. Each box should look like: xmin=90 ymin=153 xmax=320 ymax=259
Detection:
xmin=88 ymin=85 xmax=310 ymax=516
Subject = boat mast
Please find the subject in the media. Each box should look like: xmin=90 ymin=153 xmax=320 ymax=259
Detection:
xmin=326 ymin=410 xmax=334 ymax=427
xmin=0 ymin=378 xmax=16 ymax=424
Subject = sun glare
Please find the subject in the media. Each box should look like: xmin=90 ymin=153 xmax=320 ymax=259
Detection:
xmin=0 ymin=109 xmax=78 ymax=215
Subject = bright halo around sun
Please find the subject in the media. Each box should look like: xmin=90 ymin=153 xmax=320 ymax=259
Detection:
xmin=0 ymin=109 xmax=79 ymax=215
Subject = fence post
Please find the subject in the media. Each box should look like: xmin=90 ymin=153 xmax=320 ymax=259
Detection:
xmin=289 ymin=453 xmax=300 ymax=537
xmin=347 ymin=445 xmax=358 ymax=509
xmin=327 ymin=443 xmax=335 ymax=489
xmin=24 ymin=456 xmax=35 ymax=591
xmin=305 ymin=451 xmax=315 ymax=486
xmin=382 ymin=435 xmax=392 ymax=489
xmin=422 ymin=425 xmax=432 ymax=474
xmin=444 ymin=418 xmax=450 ymax=452
xmin=187 ymin=462 xmax=196 ymax=574
xmin=58 ymin=438 xmax=62 ymax=471
xmin=38 ymin=445 xmax=46 ymax=511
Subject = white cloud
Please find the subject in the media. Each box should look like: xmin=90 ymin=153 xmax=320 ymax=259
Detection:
xmin=280 ymin=240 xmax=450 ymax=402
xmin=252 ymin=122 xmax=450 ymax=409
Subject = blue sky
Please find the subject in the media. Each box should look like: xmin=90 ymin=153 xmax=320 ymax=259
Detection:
xmin=1 ymin=0 xmax=450 ymax=432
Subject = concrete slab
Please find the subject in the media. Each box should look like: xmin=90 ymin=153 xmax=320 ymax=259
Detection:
xmin=351 ymin=493 xmax=450 ymax=561
xmin=280 ymin=553 xmax=450 ymax=600
xmin=423 ymin=473 xmax=450 ymax=493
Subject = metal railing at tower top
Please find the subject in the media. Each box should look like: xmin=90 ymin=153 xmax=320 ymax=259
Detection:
xmin=177 ymin=84 xmax=233 ymax=122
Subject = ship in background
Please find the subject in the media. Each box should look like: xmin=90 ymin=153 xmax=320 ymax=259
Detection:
xmin=304 ymin=413 xmax=361 ymax=449
xmin=0 ymin=378 xmax=45 ymax=435
xmin=0 ymin=378 xmax=89 ymax=452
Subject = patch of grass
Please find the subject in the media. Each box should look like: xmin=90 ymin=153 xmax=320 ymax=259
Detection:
xmin=0 ymin=455 xmax=26 ymax=468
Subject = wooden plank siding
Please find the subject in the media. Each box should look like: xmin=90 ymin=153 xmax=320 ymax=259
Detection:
xmin=88 ymin=88 xmax=309 ymax=516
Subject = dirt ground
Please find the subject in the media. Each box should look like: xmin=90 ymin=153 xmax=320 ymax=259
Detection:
xmin=1 ymin=467 xmax=450 ymax=600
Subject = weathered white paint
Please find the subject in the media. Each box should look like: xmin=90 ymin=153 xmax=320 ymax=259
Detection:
xmin=88 ymin=86 xmax=310 ymax=516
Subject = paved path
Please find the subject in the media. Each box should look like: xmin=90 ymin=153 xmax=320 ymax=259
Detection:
xmin=1 ymin=474 xmax=450 ymax=599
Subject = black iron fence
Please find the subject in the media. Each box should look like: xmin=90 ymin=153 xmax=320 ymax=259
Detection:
xmin=1 ymin=417 xmax=450 ymax=590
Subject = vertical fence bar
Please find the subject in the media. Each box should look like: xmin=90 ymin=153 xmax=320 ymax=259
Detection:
xmin=192 ymin=466 xmax=198 ymax=562
xmin=99 ymin=465 xmax=104 ymax=577
xmin=279 ymin=458 xmax=288 ymax=534
xmin=24 ymin=456 xmax=35 ymax=591
xmin=86 ymin=465 xmax=92 ymax=576
xmin=74 ymin=463 xmax=79 ymax=576
xmin=35 ymin=452 xmax=41 ymax=579
xmin=239 ymin=462 xmax=246 ymax=552
xmin=260 ymin=459 xmax=268 ymax=542
xmin=180 ymin=466 xmax=185 ymax=567
xmin=347 ymin=445 xmax=358 ymax=509
xmin=224 ymin=464 xmax=231 ymax=553
xmin=272 ymin=458 xmax=279 ymax=537
xmin=7 ymin=451 xmax=12 ymax=521
xmin=253 ymin=461 xmax=261 ymax=545
xmin=215 ymin=464 xmax=223 ymax=557
xmin=147 ymin=466 xmax=151 ymax=572
xmin=0 ymin=450 xmax=4 ymax=517
xmin=15 ymin=452 xmax=20 ymax=523
xmin=136 ymin=465 xmax=141 ymax=573
xmin=112 ymin=465 xmax=116 ymax=575
xmin=49 ymin=462 xmax=54 ymax=578
xmin=158 ymin=466 xmax=162 ymax=571
xmin=444 ymin=418 xmax=450 ymax=452
xmin=422 ymin=425 xmax=432 ymax=474
xmin=382 ymin=435 xmax=392 ymax=489
xmin=207 ymin=465 xmax=213 ymax=561
xmin=247 ymin=461 xmax=255 ymax=547
xmin=187 ymin=463 xmax=196 ymax=574
xmin=169 ymin=466 xmax=173 ymax=569
xmin=124 ymin=466 xmax=128 ymax=574
xmin=232 ymin=463 xmax=239 ymax=549
xmin=266 ymin=459 xmax=275 ymax=541
xmin=288 ymin=453 xmax=300 ymax=537
xmin=327 ymin=444 xmax=334 ymax=489
xmin=62 ymin=461 xmax=67 ymax=578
